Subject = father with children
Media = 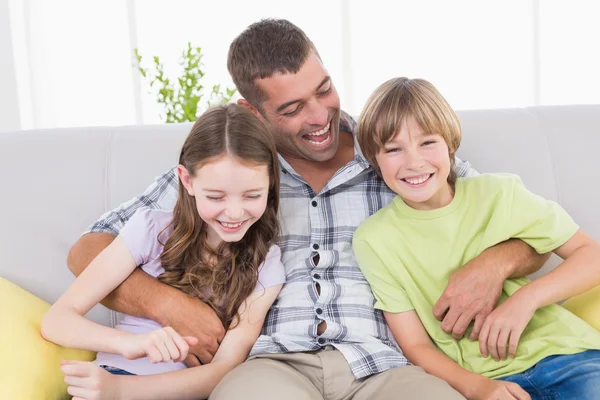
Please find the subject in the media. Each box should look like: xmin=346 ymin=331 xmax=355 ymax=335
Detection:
xmin=54 ymin=18 xmax=600 ymax=400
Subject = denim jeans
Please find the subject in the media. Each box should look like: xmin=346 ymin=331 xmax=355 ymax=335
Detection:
xmin=99 ymin=365 xmax=136 ymax=376
xmin=498 ymin=350 xmax=600 ymax=399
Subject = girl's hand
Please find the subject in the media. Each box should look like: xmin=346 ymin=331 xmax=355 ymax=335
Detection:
xmin=478 ymin=293 xmax=536 ymax=360
xmin=472 ymin=378 xmax=531 ymax=400
xmin=121 ymin=326 xmax=198 ymax=363
xmin=61 ymin=360 xmax=119 ymax=400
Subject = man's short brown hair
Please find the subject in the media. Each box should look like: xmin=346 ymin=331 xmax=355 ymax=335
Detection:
xmin=227 ymin=19 xmax=318 ymax=111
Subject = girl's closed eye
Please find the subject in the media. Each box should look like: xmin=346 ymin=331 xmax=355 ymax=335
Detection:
xmin=206 ymin=196 xmax=224 ymax=201
xmin=245 ymin=194 xmax=262 ymax=200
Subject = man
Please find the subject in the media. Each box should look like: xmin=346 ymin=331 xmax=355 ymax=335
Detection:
xmin=68 ymin=19 xmax=548 ymax=399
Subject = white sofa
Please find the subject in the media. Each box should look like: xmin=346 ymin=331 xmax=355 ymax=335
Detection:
xmin=1 ymin=105 xmax=599 ymax=327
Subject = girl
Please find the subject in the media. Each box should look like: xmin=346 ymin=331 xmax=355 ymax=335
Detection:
xmin=353 ymin=77 xmax=600 ymax=399
xmin=42 ymin=104 xmax=285 ymax=399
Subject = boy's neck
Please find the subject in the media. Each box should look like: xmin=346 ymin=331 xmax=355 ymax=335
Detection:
xmin=402 ymin=182 xmax=455 ymax=211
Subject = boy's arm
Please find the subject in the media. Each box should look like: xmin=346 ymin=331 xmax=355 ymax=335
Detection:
xmin=66 ymin=169 xmax=224 ymax=364
xmin=106 ymin=284 xmax=284 ymax=400
xmin=385 ymin=310 xmax=528 ymax=399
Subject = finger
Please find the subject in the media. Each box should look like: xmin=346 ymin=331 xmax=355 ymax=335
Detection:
xmin=497 ymin=327 xmax=510 ymax=360
xmin=64 ymin=375 xmax=90 ymax=387
xmin=487 ymin=325 xmax=501 ymax=361
xmin=154 ymin=339 xmax=171 ymax=362
xmin=61 ymin=362 xmax=94 ymax=377
xmin=170 ymin=333 xmax=190 ymax=363
xmin=507 ymin=383 xmax=531 ymax=400
xmin=440 ymin=308 xmax=461 ymax=335
xmin=469 ymin=314 xmax=485 ymax=341
xmin=146 ymin=345 xmax=164 ymax=364
xmin=508 ymin=327 xmax=525 ymax=358
xmin=479 ymin=320 xmax=491 ymax=357
xmin=67 ymin=385 xmax=95 ymax=399
xmin=61 ymin=359 xmax=89 ymax=366
xmin=433 ymin=295 xmax=450 ymax=321
xmin=451 ymin=313 xmax=474 ymax=340
xmin=164 ymin=335 xmax=181 ymax=362
xmin=183 ymin=353 xmax=202 ymax=368
xmin=184 ymin=336 xmax=199 ymax=346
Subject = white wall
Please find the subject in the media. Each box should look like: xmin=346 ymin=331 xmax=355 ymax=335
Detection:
xmin=2 ymin=0 xmax=599 ymax=131
xmin=0 ymin=0 xmax=21 ymax=131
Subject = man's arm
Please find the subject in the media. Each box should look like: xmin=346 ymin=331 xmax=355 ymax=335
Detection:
xmin=67 ymin=169 xmax=225 ymax=364
xmin=433 ymin=238 xmax=550 ymax=340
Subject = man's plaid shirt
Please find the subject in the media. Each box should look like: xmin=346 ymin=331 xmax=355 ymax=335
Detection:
xmin=89 ymin=111 xmax=475 ymax=378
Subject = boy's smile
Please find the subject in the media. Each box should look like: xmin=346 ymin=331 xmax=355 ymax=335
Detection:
xmin=376 ymin=116 xmax=454 ymax=211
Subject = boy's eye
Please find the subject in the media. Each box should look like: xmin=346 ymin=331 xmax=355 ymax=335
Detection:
xmin=422 ymin=140 xmax=437 ymax=146
xmin=384 ymin=147 xmax=400 ymax=153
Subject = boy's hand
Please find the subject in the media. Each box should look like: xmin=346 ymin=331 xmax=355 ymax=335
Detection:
xmin=61 ymin=360 xmax=119 ymax=400
xmin=121 ymin=326 xmax=198 ymax=363
xmin=472 ymin=378 xmax=531 ymax=400
xmin=478 ymin=293 xmax=536 ymax=360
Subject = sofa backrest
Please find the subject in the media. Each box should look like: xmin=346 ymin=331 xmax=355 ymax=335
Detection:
xmin=0 ymin=105 xmax=598 ymax=326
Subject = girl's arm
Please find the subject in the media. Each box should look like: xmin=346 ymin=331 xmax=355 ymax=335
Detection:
xmin=101 ymin=284 xmax=283 ymax=400
xmin=42 ymin=236 xmax=138 ymax=354
xmin=385 ymin=310 xmax=529 ymax=400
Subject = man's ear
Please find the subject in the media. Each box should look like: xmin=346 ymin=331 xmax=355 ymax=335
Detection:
xmin=237 ymin=98 xmax=263 ymax=120
xmin=177 ymin=165 xmax=195 ymax=196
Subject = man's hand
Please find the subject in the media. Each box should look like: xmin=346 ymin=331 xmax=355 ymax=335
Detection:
xmin=159 ymin=293 xmax=225 ymax=366
xmin=433 ymin=256 xmax=505 ymax=341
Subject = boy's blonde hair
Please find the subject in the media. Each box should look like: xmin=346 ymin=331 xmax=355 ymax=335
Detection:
xmin=358 ymin=77 xmax=462 ymax=184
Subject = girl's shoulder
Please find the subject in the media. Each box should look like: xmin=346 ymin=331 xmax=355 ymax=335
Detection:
xmin=255 ymin=244 xmax=286 ymax=291
xmin=125 ymin=207 xmax=175 ymax=237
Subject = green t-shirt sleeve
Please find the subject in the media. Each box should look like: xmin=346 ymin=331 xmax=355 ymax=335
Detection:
xmin=353 ymin=238 xmax=414 ymax=313
xmin=508 ymin=176 xmax=579 ymax=254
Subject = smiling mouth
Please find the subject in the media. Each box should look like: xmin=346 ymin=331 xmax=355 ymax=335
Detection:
xmin=302 ymin=122 xmax=331 ymax=146
xmin=401 ymin=173 xmax=434 ymax=186
xmin=217 ymin=220 xmax=247 ymax=232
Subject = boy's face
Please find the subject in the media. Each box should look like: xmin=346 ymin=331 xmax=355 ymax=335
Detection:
xmin=376 ymin=116 xmax=453 ymax=210
xmin=254 ymin=51 xmax=341 ymax=163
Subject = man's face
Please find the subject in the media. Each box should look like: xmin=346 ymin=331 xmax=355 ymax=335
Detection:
xmin=255 ymin=51 xmax=341 ymax=163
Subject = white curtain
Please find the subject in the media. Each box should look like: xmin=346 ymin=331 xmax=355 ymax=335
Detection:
xmin=4 ymin=0 xmax=599 ymax=130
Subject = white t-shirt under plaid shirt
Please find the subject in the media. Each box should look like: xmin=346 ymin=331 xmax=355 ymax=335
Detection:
xmin=88 ymin=111 xmax=477 ymax=379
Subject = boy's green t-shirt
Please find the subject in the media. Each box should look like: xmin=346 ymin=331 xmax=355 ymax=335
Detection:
xmin=353 ymin=173 xmax=600 ymax=379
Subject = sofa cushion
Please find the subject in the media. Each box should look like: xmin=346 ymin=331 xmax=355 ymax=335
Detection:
xmin=0 ymin=278 xmax=96 ymax=399
xmin=562 ymin=285 xmax=600 ymax=332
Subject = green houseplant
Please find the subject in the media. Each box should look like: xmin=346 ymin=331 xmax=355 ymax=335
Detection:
xmin=135 ymin=42 xmax=236 ymax=123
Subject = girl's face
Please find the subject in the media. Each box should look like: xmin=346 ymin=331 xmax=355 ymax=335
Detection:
xmin=375 ymin=116 xmax=453 ymax=211
xmin=178 ymin=154 xmax=270 ymax=248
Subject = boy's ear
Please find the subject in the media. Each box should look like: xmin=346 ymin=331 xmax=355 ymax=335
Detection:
xmin=177 ymin=165 xmax=195 ymax=196
xmin=237 ymin=98 xmax=263 ymax=120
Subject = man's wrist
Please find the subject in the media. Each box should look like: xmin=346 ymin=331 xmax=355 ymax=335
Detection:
xmin=148 ymin=285 xmax=183 ymax=326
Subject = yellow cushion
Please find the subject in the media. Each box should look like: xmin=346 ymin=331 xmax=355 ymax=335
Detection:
xmin=0 ymin=277 xmax=96 ymax=400
xmin=562 ymin=285 xmax=600 ymax=331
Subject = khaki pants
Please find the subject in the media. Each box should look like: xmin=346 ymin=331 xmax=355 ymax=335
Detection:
xmin=210 ymin=347 xmax=465 ymax=400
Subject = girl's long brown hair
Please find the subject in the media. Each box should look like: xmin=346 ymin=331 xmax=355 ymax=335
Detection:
xmin=158 ymin=104 xmax=280 ymax=329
